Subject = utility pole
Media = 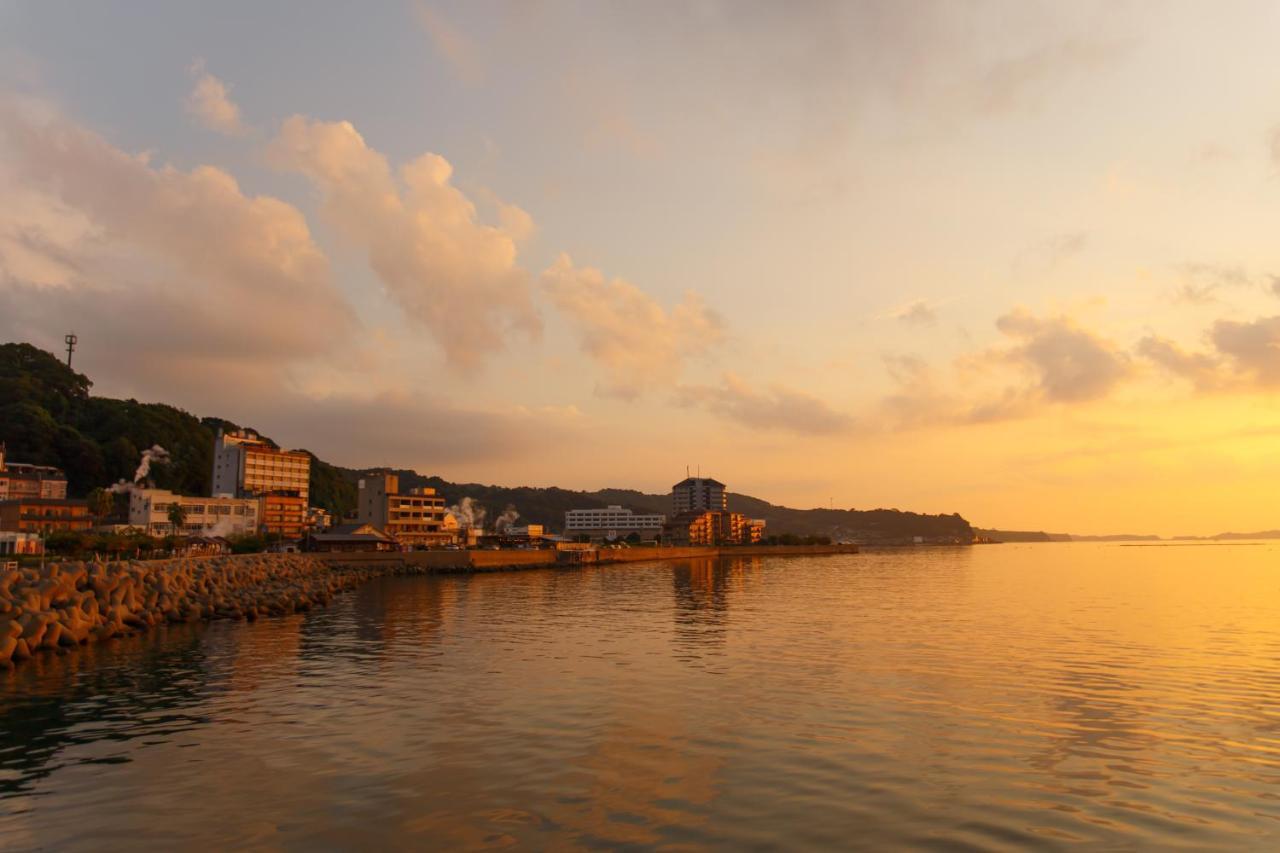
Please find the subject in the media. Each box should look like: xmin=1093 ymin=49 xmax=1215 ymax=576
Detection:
xmin=64 ymin=333 xmax=78 ymax=368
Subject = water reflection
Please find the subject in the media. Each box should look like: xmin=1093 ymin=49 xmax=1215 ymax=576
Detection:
xmin=3 ymin=547 xmax=1280 ymax=849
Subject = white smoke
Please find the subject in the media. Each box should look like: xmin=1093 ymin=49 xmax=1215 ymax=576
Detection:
xmin=108 ymin=444 xmax=172 ymax=494
xmin=134 ymin=445 xmax=170 ymax=483
xmin=448 ymin=497 xmax=487 ymax=530
xmin=493 ymin=504 xmax=519 ymax=533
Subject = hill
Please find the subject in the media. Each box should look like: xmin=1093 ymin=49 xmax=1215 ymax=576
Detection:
xmin=1 ymin=341 xmax=976 ymax=542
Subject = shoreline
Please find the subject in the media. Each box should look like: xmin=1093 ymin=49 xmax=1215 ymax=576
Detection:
xmin=1 ymin=545 xmax=858 ymax=669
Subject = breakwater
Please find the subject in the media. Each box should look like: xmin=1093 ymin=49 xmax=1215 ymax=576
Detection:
xmin=1 ymin=545 xmax=858 ymax=668
xmin=0 ymin=554 xmax=391 ymax=669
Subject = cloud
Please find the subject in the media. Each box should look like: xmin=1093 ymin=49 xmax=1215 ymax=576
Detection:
xmin=995 ymin=308 xmax=1131 ymax=403
xmin=1270 ymin=124 xmax=1280 ymax=167
xmin=676 ymin=373 xmax=853 ymax=435
xmin=186 ymin=61 xmax=246 ymax=135
xmin=893 ymin=299 xmax=937 ymax=326
xmin=540 ymin=253 xmax=722 ymax=399
xmin=268 ymin=115 xmax=539 ymax=372
xmin=1135 ymin=335 xmax=1224 ymax=390
xmin=1210 ymin=315 xmax=1280 ymax=387
xmin=0 ymin=99 xmax=356 ymax=397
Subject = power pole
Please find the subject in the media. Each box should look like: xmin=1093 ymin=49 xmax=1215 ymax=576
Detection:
xmin=64 ymin=333 xmax=78 ymax=368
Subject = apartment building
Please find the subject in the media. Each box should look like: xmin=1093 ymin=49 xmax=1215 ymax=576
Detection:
xmin=671 ymin=477 xmax=727 ymax=514
xmin=662 ymin=510 xmax=765 ymax=546
xmin=357 ymin=473 xmax=452 ymax=548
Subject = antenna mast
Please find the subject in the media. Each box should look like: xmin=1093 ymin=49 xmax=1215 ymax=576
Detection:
xmin=64 ymin=333 xmax=78 ymax=368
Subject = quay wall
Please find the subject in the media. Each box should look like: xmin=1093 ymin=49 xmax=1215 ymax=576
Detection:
xmin=312 ymin=543 xmax=859 ymax=572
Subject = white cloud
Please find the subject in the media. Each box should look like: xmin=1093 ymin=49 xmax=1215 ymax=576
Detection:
xmin=0 ymin=99 xmax=356 ymax=396
xmin=268 ymin=115 xmax=540 ymax=372
xmin=540 ymin=253 xmax=723 ymax=399
xmin=186 ymin=61 xmax=246 ymax=136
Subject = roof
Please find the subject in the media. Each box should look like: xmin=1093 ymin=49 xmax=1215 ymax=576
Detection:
xmin=671 ymin=477 xmax=726 ymax=489
xmin=312 ymin=523 xmax=394 ymax=542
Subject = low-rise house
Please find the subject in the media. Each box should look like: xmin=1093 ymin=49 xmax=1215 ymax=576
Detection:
xmin=308 ymin=523 xmax=397 ymax=552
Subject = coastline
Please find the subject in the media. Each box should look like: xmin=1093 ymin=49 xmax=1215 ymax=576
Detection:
xmin=1 ymin=545 xmax=858 ymax=669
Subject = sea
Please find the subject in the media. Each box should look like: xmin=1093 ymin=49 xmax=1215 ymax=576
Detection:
xmin=2 ymin=543 xmax=1279 ymax=850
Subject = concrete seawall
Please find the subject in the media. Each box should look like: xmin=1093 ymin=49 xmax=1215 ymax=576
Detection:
xmin=314 ymin=543 xmax=860 ymax=572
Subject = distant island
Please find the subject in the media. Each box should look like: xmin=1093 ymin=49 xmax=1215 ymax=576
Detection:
xmin=976 ymin=528 xmax=1280 ymax=543
xmin=1 ymin=343 xmax=974 ymax=544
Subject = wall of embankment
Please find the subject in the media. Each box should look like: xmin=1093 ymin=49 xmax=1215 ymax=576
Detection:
xmin=311 ymin=543 xmax=860 ymax=572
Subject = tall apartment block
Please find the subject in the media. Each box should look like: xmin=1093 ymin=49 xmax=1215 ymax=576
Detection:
xmin=671 ymin=476 xmax=727 ymax=514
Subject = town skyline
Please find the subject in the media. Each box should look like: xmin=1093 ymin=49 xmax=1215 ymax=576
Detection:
xmin=4 ymin=2 xmax=1280 ymax=537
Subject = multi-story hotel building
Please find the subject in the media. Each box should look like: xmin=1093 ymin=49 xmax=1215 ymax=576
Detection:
xmin=211 ymin=430 xmax=310 ymax=536
xmin=671 ymin=477 xmax=727 ymax=514
xmin=564 ymin=506 xmax=666 ymax=539
xmin=211 ymin=430 xmax=311 ymax=505
xmin=0 ymin=498 xmax=92 ymax=535
xmin=128 ymin=489 xmax=259 ymax=537
xmin=357 ymin=473 xmax=452 ymax=548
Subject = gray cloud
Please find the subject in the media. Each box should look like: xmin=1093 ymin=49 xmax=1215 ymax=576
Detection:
xmin=676 ymin=373 xmax=853 ymax=435
xmin=995 ymin=309 xmax=1131 ymax=403
xmin=1210 ymin=315 xmax=1280 ymax=387
xmin=1135 ymin=335 xmax=1224 ymax=391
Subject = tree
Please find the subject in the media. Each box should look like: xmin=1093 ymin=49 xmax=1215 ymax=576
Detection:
xmin=167 ymin=502 xmax=188 ymax=534
xmin=87 ymin=487 xmax=115 ymax=520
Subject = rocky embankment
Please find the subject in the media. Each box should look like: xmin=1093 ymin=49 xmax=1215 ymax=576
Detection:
xmin=1 ymin=554 xmax=373 ymax=668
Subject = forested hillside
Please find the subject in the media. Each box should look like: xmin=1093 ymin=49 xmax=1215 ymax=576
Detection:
xmin=2 ymin=342 xmax=977 ymax=542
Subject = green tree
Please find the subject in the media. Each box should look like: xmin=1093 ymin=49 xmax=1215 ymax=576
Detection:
xmin=87 ymin=487 xmax=115 ymax=520
xmin=167 ymin=502 xmax=188 ymax=534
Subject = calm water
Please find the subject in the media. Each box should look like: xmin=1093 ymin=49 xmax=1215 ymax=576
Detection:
xmin=3 ymin=544 xmax=1280 ymax=850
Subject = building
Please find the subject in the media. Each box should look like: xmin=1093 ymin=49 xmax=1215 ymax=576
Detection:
xmin=308 ymin=523 xmax=398 ymax=552
xmin=357 ymin=473 xmax=453 ymax=548
xmin=0 ymin=444 xmax=69 ymax=501
xmin=127 ymin=489 xmax=259 ymax=537
xmin=564 ymin=506 xmax=666 ymax=540
xmin=0 ymin=498 xmax=92 ymax=535
xmin=662 ymin=510 xmax=764 ymax=546
xmin=306 ymin=506 xmax=333 ymax=531
xmin=211 ymin=429 xmax=311 ymax=505
xmin=1 ymin=531 xmax=43 ymax=555
xmin=671 ymin=477 xmax=727 ymax=514
xmin=259 ymin=493 xmax=307 ymax=539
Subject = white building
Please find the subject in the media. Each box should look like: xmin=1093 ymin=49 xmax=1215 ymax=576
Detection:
xmin=564 ymin=506 xmax=665 ymax=539
xmin=128 ymin=489 xmax=259 ymax=536
xmin=211 ymin=429 xmax=311 ymax=504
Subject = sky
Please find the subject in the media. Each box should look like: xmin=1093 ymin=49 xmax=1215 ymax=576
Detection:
xmin=3 ymin=1 xmax=1280 ymax=536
